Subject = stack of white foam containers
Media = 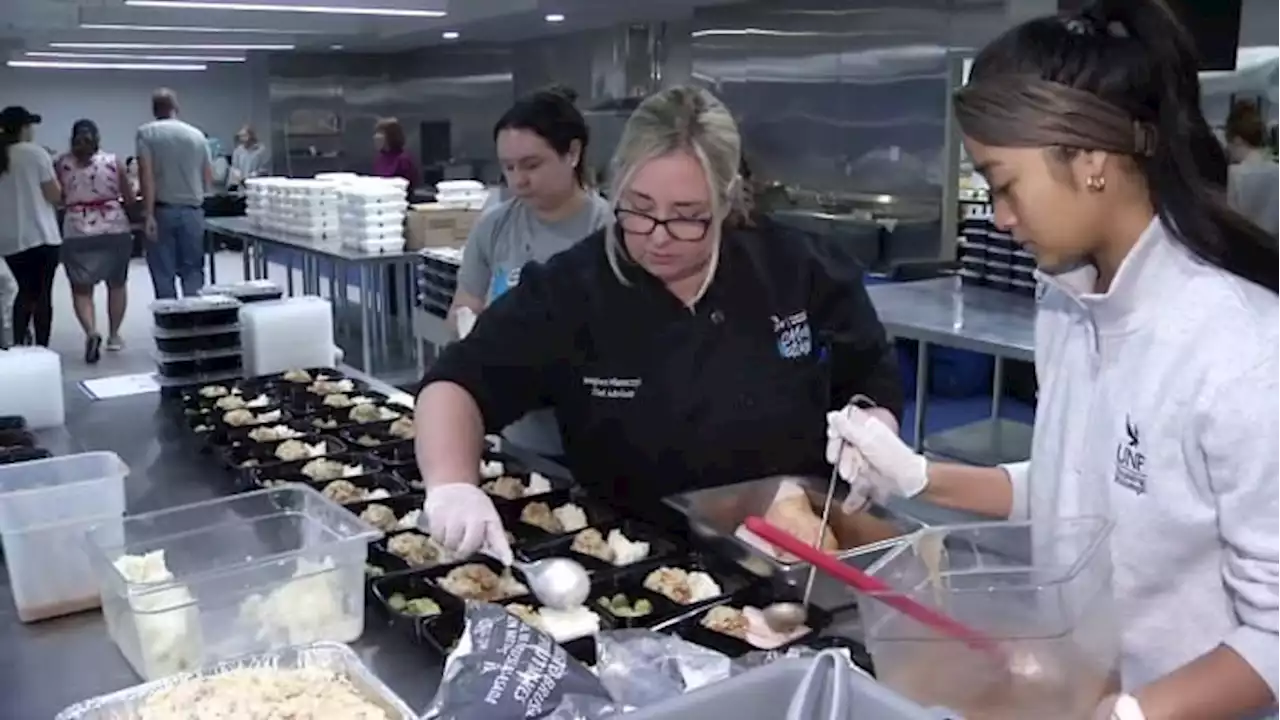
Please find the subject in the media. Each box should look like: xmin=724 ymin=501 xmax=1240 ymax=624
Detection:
xmin=434 ymin=179 xmax=489 ymax=210
xmin=337 ymin=176 xmax=410 ymax=253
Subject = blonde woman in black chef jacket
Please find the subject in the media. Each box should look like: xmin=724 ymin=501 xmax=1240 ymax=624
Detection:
xmin=413 ymin=86 xmax=903 ymax=564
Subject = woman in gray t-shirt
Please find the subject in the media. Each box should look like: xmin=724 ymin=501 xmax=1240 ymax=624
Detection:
xmin=451 ymin=88 xmax=610 ymax=458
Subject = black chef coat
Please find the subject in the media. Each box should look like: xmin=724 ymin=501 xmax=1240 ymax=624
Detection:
xmin=421 ymin=217 xmax=903 ymax=525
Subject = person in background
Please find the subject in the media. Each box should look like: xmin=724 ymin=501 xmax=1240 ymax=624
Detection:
xmin=124 ymin=156 xmax=140 ymax=197
xmin=827 ymin=1 xmax=1278 ymax=718
xmin=446 ymin=86 xmax=612 ymax=461
xmin=0 ymin=107 xmax=61 ymax=347
xmin=229 ymin=124 xmax=269 ymax=187
xmin=55 ymin=119 xmax=135 ymax=362
xmin=1224 ymin=101 xmax=1278 ymax=236
xmin=372 ymin=117 xmax=416 ymax=187
xmin=137 ymin=88 xmax=212 ymax=300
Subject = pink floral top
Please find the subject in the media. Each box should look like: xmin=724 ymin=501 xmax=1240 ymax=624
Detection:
xmin=55 ymin=151 xmax=130 ymax=239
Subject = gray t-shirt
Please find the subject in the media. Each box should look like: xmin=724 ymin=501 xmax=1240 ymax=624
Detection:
xmin=231 ymin=143 xmax=270 ymax=182
xmin=136 ymin=118 xmax=210 ymax=207
xmin=457 ymin=193 xmax=611 ymax=456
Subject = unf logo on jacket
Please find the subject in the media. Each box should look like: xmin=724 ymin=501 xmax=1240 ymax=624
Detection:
xmin=771 ymin=310 xmax=812 ymax=359
xmin=1114 ymin=415 xmax=1148 ymax=495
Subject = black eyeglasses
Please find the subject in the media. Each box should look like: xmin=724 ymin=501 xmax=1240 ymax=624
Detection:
xmin=615 ymin=208 xmax=713 ymax=242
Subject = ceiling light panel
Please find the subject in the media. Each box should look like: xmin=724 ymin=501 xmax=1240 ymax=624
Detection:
xmin=79 ymin=23 xmax=326 ymax=34
xmin=49 ymin=42 xmax=295 ymax=50
xmin=545 ymin=13 xmax=565 ymax=23
xmin=8 ymin=60 xmax=207 ymax=71
xmin=26 ymin=51 xmax=245 ymax=62
xmin=124 ymin=0 xmax=447 ymax=17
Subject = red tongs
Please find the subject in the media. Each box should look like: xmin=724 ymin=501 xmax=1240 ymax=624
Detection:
xmin=744 ymin=516 xmax=1003 ymax=656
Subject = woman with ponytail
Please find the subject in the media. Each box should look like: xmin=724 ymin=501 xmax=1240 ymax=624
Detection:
xmin=827 ymin=1 xmax=1278 ymax=718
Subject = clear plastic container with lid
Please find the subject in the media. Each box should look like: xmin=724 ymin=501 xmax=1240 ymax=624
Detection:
xmin=0 ymin=451 xmax=128 ymax=622
xmin=83 ymin=484 xmax=382 ymax=680
xmin=861 ymin=518 xmax=1121 ymax=720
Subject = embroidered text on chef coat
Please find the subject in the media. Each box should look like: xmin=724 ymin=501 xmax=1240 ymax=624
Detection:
xmin=582 ymin=376 xmax=643 ymax=399
xmin=772 ymin=310 xmax=812 ymax=359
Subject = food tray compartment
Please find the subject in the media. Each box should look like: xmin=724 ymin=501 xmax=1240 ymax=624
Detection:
xmin=497 ymin=490 xmax=616 ymax=542
xmin=418 ymin=595 xmax=606 ymax=666
xmin=519 ymin=519 xmax=682 ymax=572
xmin=393 ymin=464 xmax=424 ymax=491
xmin=223 ymin=435 xmax=347 ymax=473
xmin=588 ymin=574 xmax=685 ymax=630
xmin=54 ymin=641 xmax=416 ymax=719
xmin=668 ymin=584 xmax=834 ymax=658
xmin=157 ymin=352 xmax=244 ymax=379
xmin=370 ymin=569 xmax=461 ymax=641
xmin=158 ymin=371 xmax=248 ymax=400
xmin=346 ymin=494 xmax=424 ymax=534
xmin=291 ymin=389 xmax=391 ymax=415
xmin=308 ymin=403 xmax=409 ymax=432
xmin=178 ymin=378 xmax=280 ymax=408
xmin=373 ymin=529 xmax=453 ymax=572
xmin=417 ymin=554 xmax=532 ymax=604
xmin=616 ymin=553 xmax=756 ymax=620
xmin=150 ymin=296 xmax=242 ymax=330
xmin=82 ymin=486 xmax=382 ymax=681
xmin=366 ymin=542 xmax=412 ymax=580
xmin=206 ymin=419 xmax=318 ymax=452
xmin=191 ymin=404 xmax=290 ymax=435
xmin=155 ymin=331 xmax=241 ymax=356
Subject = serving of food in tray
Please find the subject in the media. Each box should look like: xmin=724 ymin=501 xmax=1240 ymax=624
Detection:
xmin=672 ymin=585 xmax=835 ymax=657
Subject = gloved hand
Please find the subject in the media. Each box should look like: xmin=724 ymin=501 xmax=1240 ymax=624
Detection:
xmin=422 ymin=483 xmax=513 ymax=566
xmin=825 ymin=406 xmax=929 ymax=499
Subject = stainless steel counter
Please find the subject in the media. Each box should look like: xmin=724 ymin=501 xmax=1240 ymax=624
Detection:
xmin=866 ymin=278 xmax=1036 ymax=466
xmin=0 ymin=371 xmax=500 ymax=718
xmin=204 ymin=217 xmax=419 ymax=383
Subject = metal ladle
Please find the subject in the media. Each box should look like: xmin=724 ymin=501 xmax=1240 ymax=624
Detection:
xmin=761 ymin=460 xmax=842 ymax=634
xmin=512 ymin=557 xmax=591 ymax=610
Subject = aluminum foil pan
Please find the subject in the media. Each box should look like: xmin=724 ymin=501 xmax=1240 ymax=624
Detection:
xmin=55 ymin=641 xmax=416 ymax=719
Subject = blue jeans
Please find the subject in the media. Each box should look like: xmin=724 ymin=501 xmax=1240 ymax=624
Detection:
xmin=146 ymin=204 xmax=205 ymax=300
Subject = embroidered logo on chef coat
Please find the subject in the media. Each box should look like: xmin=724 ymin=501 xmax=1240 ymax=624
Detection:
xmin=771 ymin=311 xmax=812 ymax=359
xmin=1113 ymin=415 xmax=1148 ymax=495
xmin=583 ymin=376 xmax=642 ymax=399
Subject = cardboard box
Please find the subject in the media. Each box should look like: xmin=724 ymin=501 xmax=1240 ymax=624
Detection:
xmin=405 ymin=203 xmax=480 ymax=250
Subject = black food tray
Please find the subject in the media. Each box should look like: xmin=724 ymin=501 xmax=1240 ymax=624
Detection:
xmin=668 ymin=584 xmax=834 ymax=658
xmin=256 ymin=367 xmax=347 ymax=387
xmin=518 ymin=519 xmax=681 ymax=574
xmin=417 ymin=593 xmax=607 ymax=665
xmin=373 ymin=529 xmax=452 ymax=572
xmin=291 ymin=390 xmax=391 ymax=415
xmin=496 ymin=491 xmax=616 ymax=544
xmin=222 ymin=435 xmax=346 ymax=473
xmin=416 ymin=554 xmax=533 ymax=604
xmin=204 ymin=419 xmax=316 ymax=451
xmin=588 ymin=573 xmax=687 ymax=630
xmin=370 ymin=570 xmax=463 ymax=641
xmin=347 ymin=494 xmax=424 ymax=532
xmin=157 ymin=353 xmax=243 ymax=379
xmin=155 ymin=331 xmax=241 ymax=355
xmin=614 ymin=553 xmax=757 ymax=626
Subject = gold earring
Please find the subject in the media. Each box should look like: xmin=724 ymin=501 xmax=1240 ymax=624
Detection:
xmin=1086 ymin=175 xmax=1106 ymax=192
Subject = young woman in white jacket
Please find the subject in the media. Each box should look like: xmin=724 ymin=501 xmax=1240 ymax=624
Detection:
xmin=827 ymin=1 xmax=1278 ymax=718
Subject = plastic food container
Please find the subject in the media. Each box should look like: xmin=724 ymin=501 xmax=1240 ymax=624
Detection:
xmin=151 ymin=296 xmax=242 ymax=331
xmin=83 ymin=485 xmax=382 ymax=680
xmin=0 ymin=452 xmax=128 ymax=622
xmin=861 ymin=518 xmax=1120 ymax=719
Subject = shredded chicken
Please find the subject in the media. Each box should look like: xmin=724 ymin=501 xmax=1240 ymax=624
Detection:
xmin=248 ymin=425 xmax=303 ymax=443
xmin=281 ymin=369 xmax=313 ymax=383
xmin=308 ymin=377 xmax=355 ymax=395
xmin=198 ymin=384 xmax=230 ymax=398
xmin=275 ymin=440 xmax=326 ymax=462
xmin=701 ymin=606 xmax=749 ymax=640
xmin=482 ymin=476 xmax=526 ymax=501
xmin=571 ymin=528 xmax=613 ymax=563
xmin=359 ymin=504 xmax=398 ymax=533
xmin=520 ymin=502 xmax=561 ymax=533
xmin=134 ymin=667 xmax=390 ymax=719
xmin=439 ymin=563 xmax=528 ymax=602
xmin=302 ymin=458 xmax=364 ymax=482
xmin=643 ymin=567 xmax=723 ymax=605
xmin=321 ymin=480 xmax=385 ymax=504
xmin=386 ymin=532 xmax=442 ymax=567
xmin=387 ymin=417 xmax=415 ymax=439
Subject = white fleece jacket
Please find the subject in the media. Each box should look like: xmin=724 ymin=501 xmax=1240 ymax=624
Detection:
xmin=1003 ymin=218 xmax=1279 ymax=697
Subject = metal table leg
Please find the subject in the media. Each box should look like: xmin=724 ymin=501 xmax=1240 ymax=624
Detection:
xmin=206 ymin=231 xmax=218 ymax=285
xmin=286 ymin=253 xmax=296 ymax=296
xmin=242 ymin=239 xmax=252 ymax=281
xmin=376 ymin=264 xmax=391 ymax=370
xmin=359 ymin=265 xmax=374 ymax=373
xmin=990 ymin=355 xmax=1005 ymax=420
xmin=912 ymin=341 xmax=930 ymax=451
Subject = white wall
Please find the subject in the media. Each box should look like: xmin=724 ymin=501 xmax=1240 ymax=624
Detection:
xmin=0 ymin=59 xmax=269 ymax=161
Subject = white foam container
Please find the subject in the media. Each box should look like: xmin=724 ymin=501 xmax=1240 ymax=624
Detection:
xmin=0 ymin=347 xmax=65 ymax=429
xmin=0 ymin=452 xmax=128 ymax=622
xmin=240 ymin=296 xmax=337 ymax=376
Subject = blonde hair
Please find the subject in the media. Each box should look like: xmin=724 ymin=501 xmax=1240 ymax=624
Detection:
xmin=605 ymin=86 xmax=743 ymax=303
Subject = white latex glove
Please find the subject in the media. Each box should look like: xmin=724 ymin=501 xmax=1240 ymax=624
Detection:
xmin=455 ymin=307 xmax=477 ymax=339
xmin=1097 ymin=694 xmax=1147 ymax=720
xmin=825 ymin=406 xmax=929 ymax=499
xmin=421 ymin=483 xmax=513 ymax=566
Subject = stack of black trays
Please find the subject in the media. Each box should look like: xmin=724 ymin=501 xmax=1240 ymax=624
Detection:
xmin=152 ymin=295 xmax=246 ymax=397
xmin=199 ymin=280 xmax=284 ymax=304
xmin=957 ymin=198 xmax=1036 ymax=297
xmin=415 ymin=250 xmax=459 ymax=320
xmin=0 ymin=416 xmax=52 ymax=465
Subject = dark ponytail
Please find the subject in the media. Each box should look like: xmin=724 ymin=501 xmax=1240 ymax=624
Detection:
xmin=957 ymin=0 xmax=1277 ymax=292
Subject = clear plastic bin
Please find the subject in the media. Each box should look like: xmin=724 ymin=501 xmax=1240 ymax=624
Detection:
xmin=83 ymin=485 xmax=381 ymax=680
xmin=861 ymin=518 xmax=1121 ymax=720
xmin=625 ymin=654 xmax=952 ymax=719
xmin=0 ymin=452 xmax=128 ymax=622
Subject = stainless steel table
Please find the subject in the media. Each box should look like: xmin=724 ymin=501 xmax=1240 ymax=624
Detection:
xmin=204 ymin=217 xmax=420 ymax=380
xmin=0 ymin=368 xmax=574 ymax=718
xmin=866 ymin=277 xmax=1036 ymax=466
